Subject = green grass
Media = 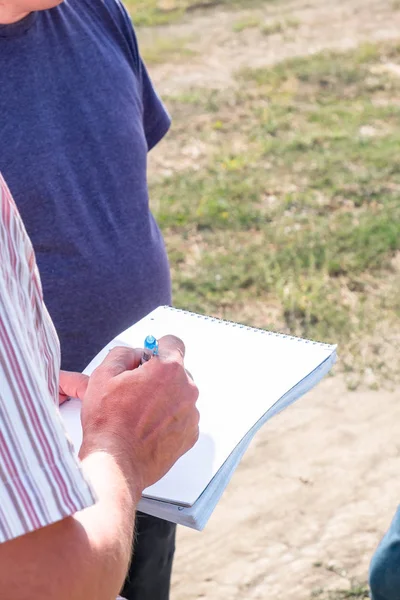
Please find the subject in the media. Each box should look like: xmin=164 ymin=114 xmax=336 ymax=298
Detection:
xmin=233 ymin=15 xmax=261 ymax=33
xmin=127 ymin=0 xmax=272 ymax=27
xmin=149 ymin=40 xmax=400 ymax=385
xmin=127 ymin=0 xmax=195 ymax=27
xmin=261 ymin=17 xmax=300 ymax=36
xmin=141 ymin=36 xmax=196 ymax=65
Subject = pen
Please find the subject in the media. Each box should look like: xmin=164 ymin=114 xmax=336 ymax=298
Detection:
xmin=141 ymin=335 xmax=159 ymax=364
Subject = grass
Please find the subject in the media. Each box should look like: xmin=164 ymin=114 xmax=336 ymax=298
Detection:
xmin=127 ymin=0 xmax=199 ymax=27
xmin=312 ymin=582 xmax=369 ymax=598
xmin=141 ymin=36 xmax=196 ymax=65
xmin=233 ymin=15 xmax=261 ymax=33
xmin=261 ymin=17 xmax=300 ymax=36
xmin=311 ymin=564 xmax=369 ymax=598
xmin=149 ymin=40 xmax=400 ymax=386
xmin=334 ymin=587 xmax=370 ymax=599
xmin=128 ymin=0 xmax=272 ymax=27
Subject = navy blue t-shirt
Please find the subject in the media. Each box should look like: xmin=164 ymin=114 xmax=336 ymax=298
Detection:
xmin=0 ymin=0 xmax=171 ymax=371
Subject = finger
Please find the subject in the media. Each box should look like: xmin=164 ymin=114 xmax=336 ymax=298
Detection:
xmin=97 ymin=346 xmax=143 ymax=377
xmin=59 ymin=371 xmax=89 ymax=401
xmin=157 ymin=335 xmax=186 ymax=363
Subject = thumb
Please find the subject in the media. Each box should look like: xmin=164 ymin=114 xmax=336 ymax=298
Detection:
xmin=59 ymin=371 xmax=89 ymax=401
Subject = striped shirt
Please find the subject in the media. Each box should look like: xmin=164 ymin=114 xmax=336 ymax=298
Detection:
xmin=0 ymin=173 xmax=96 ymax=544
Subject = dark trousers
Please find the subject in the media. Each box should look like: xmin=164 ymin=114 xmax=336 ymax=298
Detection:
xmin=120 ymin=513 xmax=177 ymax=600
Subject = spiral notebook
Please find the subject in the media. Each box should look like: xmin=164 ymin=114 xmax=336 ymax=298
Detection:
xmin=61 ymin=306 xmax=336 ymax=531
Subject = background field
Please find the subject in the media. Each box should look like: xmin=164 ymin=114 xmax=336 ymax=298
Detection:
xmin=132 ymin=1 xmax=400 ymax=598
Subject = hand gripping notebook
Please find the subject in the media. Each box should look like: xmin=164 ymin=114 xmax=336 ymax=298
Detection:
xmin=61 ymin=306 xmax=337 ymax=530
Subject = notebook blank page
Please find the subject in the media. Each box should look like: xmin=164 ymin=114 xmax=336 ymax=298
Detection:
xmin=110 ymin=307 xmax=335 ymax=506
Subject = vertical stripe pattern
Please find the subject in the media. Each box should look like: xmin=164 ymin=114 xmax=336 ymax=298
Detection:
xmin=0 ymin=173 xmax=96 ymax=544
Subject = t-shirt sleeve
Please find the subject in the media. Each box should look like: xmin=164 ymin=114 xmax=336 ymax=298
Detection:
xmin=107 ymin=0 xmax=171 ymax=150
xmin=0 ymin=175 xmax=96 ymax=545
xmin=139 ymin=59 xmax=171 ymax=151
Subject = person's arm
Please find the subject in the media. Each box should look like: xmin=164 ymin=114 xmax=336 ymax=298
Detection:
xmin=0 ymin=338 xmax=199 ymax=600
xmin=102 ymin=0 xmax=171 ymax=150
xmin=1 ymin=451 xmax=137 ymax=600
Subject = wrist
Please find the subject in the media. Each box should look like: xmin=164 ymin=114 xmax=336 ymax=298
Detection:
xmin=79 ymin=433 xmax=145 ymax=503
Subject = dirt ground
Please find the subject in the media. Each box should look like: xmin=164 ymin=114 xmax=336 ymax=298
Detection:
xmin=172 ymin=377 xmax=400 ymax=599
xmin=138 ymin=1 xmax=400 ymax=598
xmin=142 ymin=0 xmax=400 ymax=94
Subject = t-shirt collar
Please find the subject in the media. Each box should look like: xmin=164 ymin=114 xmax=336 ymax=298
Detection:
xmin=0 ymin=12 xmax=37 ymax=39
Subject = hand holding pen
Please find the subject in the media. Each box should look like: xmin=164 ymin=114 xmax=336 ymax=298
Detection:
xmin=80 ymin=334 xmax=200 ymax=490
xmin=141 ymin=335 xmax=159 ymax=364
xmin=141 ymin=334 xmax=194 ymax=381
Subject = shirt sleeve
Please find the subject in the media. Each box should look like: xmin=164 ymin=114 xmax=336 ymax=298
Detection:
xmin=139 ymin=59 xmax=171 ymax=151
xmin=0 ymin=174 xmax=96 ymax=544
xmin=105 ymin=0 xmax=172 ymax=150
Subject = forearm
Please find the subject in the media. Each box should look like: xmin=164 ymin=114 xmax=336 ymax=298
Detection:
xmin=0 ymin=450 xmax=141 ymax=600
xmin=74 ymin=450 xmax=141 ymax=598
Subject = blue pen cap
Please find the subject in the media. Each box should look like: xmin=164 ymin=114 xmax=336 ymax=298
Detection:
xmin=144 ymin=335 xmax=159 ymax=355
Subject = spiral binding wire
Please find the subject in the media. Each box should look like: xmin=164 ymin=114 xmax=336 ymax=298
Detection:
xmin=161 ymin=306 xmax=335 ymax=350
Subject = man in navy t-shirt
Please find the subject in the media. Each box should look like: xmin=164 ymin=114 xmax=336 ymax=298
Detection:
xmin=0 ymin=0 xmax=176 ymax=598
